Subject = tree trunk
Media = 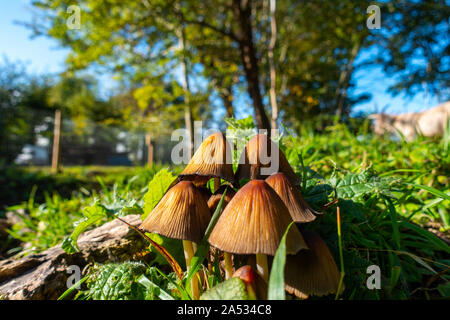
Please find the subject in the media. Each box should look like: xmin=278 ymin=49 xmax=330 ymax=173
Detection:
xmin=268 ymin=0 xmax=278 ymax=130
xmin=51 ymin=109 xmax=61 ymax=173
xmin=233 ymin=0 xmax=271 ymax=131
xmin=178 ymin=26 xmax=195 ymax=157
xmin=220 ymin=85 xmax=235 ymax=119
xmin=335 ymin=42 xmax=360 ymax=118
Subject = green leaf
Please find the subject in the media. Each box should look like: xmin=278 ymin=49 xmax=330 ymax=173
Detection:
xmin=87 ymin=262 xmax=147 ymax=300
xmin=329 ymin=171 xmax=398 ymax=199
xmin=62 ymin=203 xmax=110 ymax=254
xmin=268 ymin=222 xmax=295 ymax=300
xmin=224 ymin=116 xmax=255 ymax=131
xmin=200 ymin=277 xmax=248 ymax=300
xmin=142 ymin=169 xmax=176 ymax=219
xmin=119 ymin=203 xmax=143 ymax=217
xmin=437 ymin=282 xmax=450 ymax=297
xmin=137 ymin=275 xmax=174 ymax=300
xmin=147 ymin=233 xmax=185 ymax=269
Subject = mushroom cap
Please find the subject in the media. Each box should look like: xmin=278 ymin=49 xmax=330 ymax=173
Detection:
xmin=208 ymin=180 xmax=307 ymax=255
xmin=235 ymin=134 xmax=299 ymax=185
xmin=139 ymin=181 xmax=211 ymax=243
xmin=179 ymin=132 xmax=235 ymax=186
xmin=284 ymin=231 xmax=342 ymax=298
xmin=207 ymin=185 xmax=236 ymax=213
xmin=265 ymin=172 xmax=318 ymax=223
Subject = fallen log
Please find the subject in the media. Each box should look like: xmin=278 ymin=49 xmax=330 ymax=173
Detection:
xmin=0 ymin=214 xmax=146 ymax=300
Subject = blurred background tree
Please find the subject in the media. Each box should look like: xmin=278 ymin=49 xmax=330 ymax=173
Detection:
xmin=0 ymin=58 xmax=53 ymax=163
xmin=0 ymin=0 xmax=447 ymax=165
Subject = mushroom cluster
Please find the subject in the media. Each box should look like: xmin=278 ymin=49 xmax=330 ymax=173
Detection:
xmin=139 ymin=131 xmax=341 ymax=300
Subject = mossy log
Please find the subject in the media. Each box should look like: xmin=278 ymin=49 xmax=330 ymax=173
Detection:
xmin=0 ymin=214 xmax=146 ymax=300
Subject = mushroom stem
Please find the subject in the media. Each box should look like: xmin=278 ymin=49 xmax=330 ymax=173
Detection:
xmin=183 ymin=240 xmax=200 ymax=300
xmin=256 ymin=253 xmax=269 ymax=283
xmin=224 ymin=252 xmax=234 ymax=279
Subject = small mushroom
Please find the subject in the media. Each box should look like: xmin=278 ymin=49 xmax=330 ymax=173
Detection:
xmin=139 ymin=180 xmax=211 ymax=299
xmin=178 ymin=132 xmax=235 ymax=188
xmin=139 ymin=180 xmax=211 ymax=242
xmin=208 ymin=180 xmax=307 ymax=283
xmin=266 ymin=172 xmax=319 ymax=223
xmin=284 ymin=230 xmax=342 ymax=299
xmin=207 ymin=185 xmax=236 ymax=213
xmin=235 ymin=134 xmax=300 ymax=186
xmin=232 ymin=265 xmax=269 ymax=300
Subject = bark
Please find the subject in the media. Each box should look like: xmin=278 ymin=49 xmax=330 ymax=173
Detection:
xmin=177 ymin=26 xmax=195 ymax=157
xmin=232 ymin=0 xmax=271 ymax=131
xmin=0 ymin=214 xmax=147 ymax=300
xmin=335 ymin=42 xmax=360 ymax=117
xmin=220 ymin=85 xmax=235 ymax=119
xmin=268 ymin=0 xmax=278 ymax=130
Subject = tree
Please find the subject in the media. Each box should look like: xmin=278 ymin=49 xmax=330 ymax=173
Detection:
xmin=28 ymin=0 xmax=449 ymax=135
xmin=29 ymin=0 xmax=206 ymax=148
xmin=0 ymin=59 xmax=53 ymax=163
xmin=375 ymin=0 xmax=450 ymax=102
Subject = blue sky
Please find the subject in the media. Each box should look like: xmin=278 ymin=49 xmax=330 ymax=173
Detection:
xmin=0 ymin=0 xmax=69 ymax=74
xmin=0 ymin=0 xmax=442 ymax=116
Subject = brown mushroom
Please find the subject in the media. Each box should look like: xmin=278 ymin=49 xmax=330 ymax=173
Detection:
xmin=178 ymin=132 xmax=235 ymax=188
xmin=139 ymin=180 xmax=211 ymax=299
xmin=266 ymin=172 xmax=319 ymax=223
xmin=284 ymin=231 xmax=342 ymax=299
xmin=235 ymin=134 xmax=300 ymax=186
xmin=208 ymin=180 xmax=307 ymax=282
xmin=207 ymin=185 xmax=236 ymax=213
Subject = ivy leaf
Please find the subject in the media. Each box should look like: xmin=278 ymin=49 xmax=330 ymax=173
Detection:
xmin=200 ymin=277 xmax=248 ymax=300
xmin=142 ymin=169 xmax=176 ymax=219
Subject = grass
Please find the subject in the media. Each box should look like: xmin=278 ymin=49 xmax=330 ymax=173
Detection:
xmin=0 ymin=164 xmax=183 ymax=210
xmin=2 ymin=118 xmax=449 ymax=300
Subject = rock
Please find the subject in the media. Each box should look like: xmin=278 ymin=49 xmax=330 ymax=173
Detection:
xmin=0 ymin=214 xmax=147 ymax=300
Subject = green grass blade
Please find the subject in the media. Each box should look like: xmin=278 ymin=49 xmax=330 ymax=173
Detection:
xmin=385 ymin=197 xmax=401 ymax=250
xmin=137 ymin=275 xmax=174 ymax=300
xmin=186 ymin=189 xmax=228 ymax=286
xmin=406 ymin=182 xmax=450 ymax=201
xmin=57 ymin=274 xmax=89 ymax=300
xmin=268 ymin=221 xmax=294 ymax=300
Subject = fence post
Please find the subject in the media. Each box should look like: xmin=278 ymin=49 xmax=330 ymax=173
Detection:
xmin=145 ymin=133 xmax=153 ymax=168
xmin=51 ymin=109 xmax=61 ymax=173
